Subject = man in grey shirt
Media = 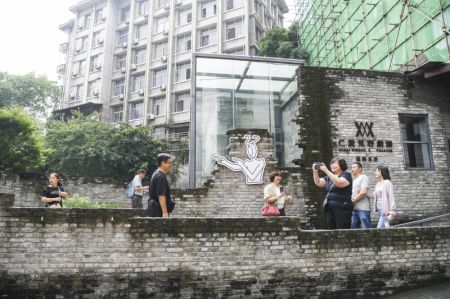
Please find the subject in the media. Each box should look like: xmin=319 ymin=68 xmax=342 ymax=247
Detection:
xmin=131 ymin=169 xmax=149 ymax=208
xmin=351 ymin=162 xmax=371 ymax=228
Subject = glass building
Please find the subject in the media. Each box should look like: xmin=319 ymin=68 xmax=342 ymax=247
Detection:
xmin=189 ymin=54 xmax=304 ymax=187
xmin=297 ymin=0 xmax=450 ymax=72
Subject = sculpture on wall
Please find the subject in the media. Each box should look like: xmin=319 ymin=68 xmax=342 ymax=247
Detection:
xmin=212 ymin=134 xmax=266 ymax=185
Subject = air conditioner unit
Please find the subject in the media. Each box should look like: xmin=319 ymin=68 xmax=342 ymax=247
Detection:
xmin=78 ymin=24 xmax=84 ymax=30
xmin=130 ymin=64 xmax=137 ymax=70
xmin=121 ymin=42 xmax=128 ymax=48
xmin=75 ymin=48 xmax=81 ymax=53
xmin=161 ymin=56 xmax=167 ymax=63
xmin=175 ymin=0 xmax=182 ymax=6
xmin=147 ymin=113 xmax=155 ymax=120
xmin=164 ymin=4 xmax=170 ymax=11
xmin=93 ymin=90 xmax=99 ymax=96
xmin=119 ymin=94 xmax=124 ymax=100
xmin=98 ymin=39 xmax=104 ymax=45
xmin=160 ymin=85 xmax=166 ymax=91
xmin=133 ymin=39 xmax=139 ymax=45
xmin=139 ymin=89 xmax=145 ymax=95
xmin=72 ymin=72 xmax=78 ymax=77
xmin=125 ymin=20 xmax=130 ymax=24
xmin=70 ymin=93 xmax=75 ymax=99
xmin=163 ymin=30 xmax=169 ymax=36
xmin=120 ymin=67 xmax=127 ymax=73
xmin=95 ymin=64 xmax=102 ymax=70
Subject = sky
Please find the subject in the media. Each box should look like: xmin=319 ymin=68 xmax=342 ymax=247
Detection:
xmin=0 ymin=0 xmax=297 ymax=82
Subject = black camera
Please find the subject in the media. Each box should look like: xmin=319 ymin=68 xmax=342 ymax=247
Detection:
xmin=314 ymin=163 xmax=322 ymax=171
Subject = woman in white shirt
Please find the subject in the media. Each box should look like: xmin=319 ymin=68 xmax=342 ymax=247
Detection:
xmin=264 ymin=171 xmax=293 ymax=216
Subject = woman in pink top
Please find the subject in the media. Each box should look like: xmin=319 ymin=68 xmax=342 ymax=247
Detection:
xmin=373 ymin=166 xmax=397 ymax=228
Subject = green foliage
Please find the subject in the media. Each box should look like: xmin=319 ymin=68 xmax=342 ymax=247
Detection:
xmin=0 ymin=72 xmax=61 ymax=117
xmin=63 ymin=194 xmax=120 ymax=209
xmin=257 ymin=24 xmax=309 ymax=60
xmin=0 ymin=107 xmax=46 ymax=172
xmin=45 ymin=112 xmax=164 ymax=182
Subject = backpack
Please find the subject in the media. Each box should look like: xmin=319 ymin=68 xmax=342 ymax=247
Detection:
xmin=125 ymin=181 xmax=134 ymax=199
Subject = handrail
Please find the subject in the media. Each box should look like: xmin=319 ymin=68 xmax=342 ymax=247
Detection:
xmin=393 ymin=213 xmax=450 ymax=227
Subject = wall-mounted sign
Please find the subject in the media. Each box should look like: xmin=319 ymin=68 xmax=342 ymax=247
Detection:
xmin=212 ymin=135 xmax=266 ymax=185
xmin=335 ymin=122 xmax=393 ymax=163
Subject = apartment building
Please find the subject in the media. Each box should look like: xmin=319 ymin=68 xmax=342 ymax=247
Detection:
xmin=56 ymin=0 xmax=288 ymax=140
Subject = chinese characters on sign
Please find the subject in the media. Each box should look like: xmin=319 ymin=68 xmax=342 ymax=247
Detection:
xmin=335 ymin=122 xmax=393 ymax=162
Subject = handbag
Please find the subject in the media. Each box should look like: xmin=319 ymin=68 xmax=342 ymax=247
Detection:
xmin=261 ymin=202 xmax=280 ymax=216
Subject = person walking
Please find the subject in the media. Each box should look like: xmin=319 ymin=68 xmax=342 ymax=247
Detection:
xmin=148 ymin=153 xmax=175 ymax=218
xmin=131 ymin=169 xmax=149 ymax=208
xmin=313 ymin=157 xmax=353 ymax=229
xmin=41 ymin=173 xmax=68 ymax=208
xmin=350 ymin=162 xmax=371 ymax=229
xmin=373 ymin=166 xmax=397 ymax=228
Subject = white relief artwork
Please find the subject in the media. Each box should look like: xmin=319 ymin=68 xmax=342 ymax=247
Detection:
xmin=212 ymin=134 xmax=266 ymax=185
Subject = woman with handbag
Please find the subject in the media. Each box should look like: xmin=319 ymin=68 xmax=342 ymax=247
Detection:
xmin=262 ymin=171 xmax=292 ymax=216
xmin=41 ymin=173 xmax=68 ymax=208
xmin=373 ymin=166 xmax=397 ymax=228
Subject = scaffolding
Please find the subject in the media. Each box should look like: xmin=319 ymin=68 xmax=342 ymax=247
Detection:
xmin=297 ymin=0 xmax=450 ymax=71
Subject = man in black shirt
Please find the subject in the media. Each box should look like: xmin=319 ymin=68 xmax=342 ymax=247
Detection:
xmin=148 ymin=153 xmax=175 ymax=218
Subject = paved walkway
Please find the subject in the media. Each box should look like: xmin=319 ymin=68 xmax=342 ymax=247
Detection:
xmin=385 ymin=281 xmax=450 ymax=298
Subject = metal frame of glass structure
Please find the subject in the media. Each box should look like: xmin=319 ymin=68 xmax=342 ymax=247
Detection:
xmin=297 ymin=0 xmax=450 ymax=71
xmin=189 ymin=53 xmax=305 ymax=188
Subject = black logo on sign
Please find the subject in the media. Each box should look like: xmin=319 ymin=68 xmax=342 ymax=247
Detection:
xmin=355 ymin=122 xmax=374 ymax=138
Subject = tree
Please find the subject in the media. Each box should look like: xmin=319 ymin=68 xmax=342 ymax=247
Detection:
xmin=257 ymin=24 xmax=309 ymax=60
xmin=0 ymin=108 xmax=46 ymax=173
xmin=45 ymin=113 xmax=167 ymax=182
xmin=0 ymin=72 xmax=61 ymax=117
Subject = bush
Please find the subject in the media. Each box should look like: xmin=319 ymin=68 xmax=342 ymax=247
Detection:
xmin=63 ymin=194 xmax=120 ymax=209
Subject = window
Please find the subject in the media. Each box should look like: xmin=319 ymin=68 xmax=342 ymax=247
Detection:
xmin=120 ymin=6 xmax=130 ymax=22
xmin=87 ymin=80 xmax=99 ymax=97
xmin=76 ymin=36 xmax=88 ymax=52
xmin=200 ymin=27 xmax=216 ymax=47
xmin=135 ymin=23 xmax=148 ymax=39
xmin=89 ymin=54 xmax=102 ymax=72
xmin=92 ymin=31 xmax=104 ymax=48
xmin=201 ymin=0 xmax=216 ymax=18
xmin=153 ymin=98 xmax=166 ymax=116
xmin=178 ymin=8 xmax=192 ymax=26
xmin=399 ymin=114 xmax=433 ymax=169
xmin=75 ymin=59 xmax=86 ymax=75
xmin=176 ymin=62 xmax=191 ymax=82
xmin=132 ymin=74 xmax=145 ymax=92
xmin=255 ymin=27 xmax=262 ymax=41
xmin=134 ymin=47 xmax=147 ymax=65
xmin=176 ymin=34 xmax=192 ymax=53
xmin=113 ymin=79 xmax=125 ymax=96
xmin=137 ymin=1 xmax=149 ymax=15
xmin=226 ymin=0 xmax=242 ymax=10
xmin=94 ymin=8 xmax=105 ymax=24
xmin=175 ymin=93 xmax=190 ymax=112
xmin=448 ymin=139 xmax=450 ymax=164
xmin=78 ymin=14 xmax=91 ymax=30
xmin=153 ymin=68 xmax=167 ymax=87
xmin=154 ymin=41 xmax=168 ymax=59
xmin=130 ymin=102 xmax=144 ymax=120
xmin=117 ymin=29 xmax=128 ymax=45
xmin=156 ymin=0 xmax=168 ymax=9
xmin=226 ymin=19 xmax=243 ymax=39
xmin=70 ymin=84 xmax=84 ymax=101
xmin=155 ymin=16 xmax=168 ymax=33
xmin=112 ymin=105 xmax=123 ymax=123
xmin=115 ymin=54 xmax=126 ymax=70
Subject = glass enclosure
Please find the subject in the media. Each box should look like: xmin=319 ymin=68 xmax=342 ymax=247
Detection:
xmin=189 ymin=54 xmax=304 ymax=187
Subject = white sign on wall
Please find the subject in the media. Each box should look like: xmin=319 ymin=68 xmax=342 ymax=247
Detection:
xmin=212 ymin=135 xmax=266 ymax=185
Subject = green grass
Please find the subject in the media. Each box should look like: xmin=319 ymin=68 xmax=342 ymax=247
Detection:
xmin=63 ymin=194 xmax=121 ymax=209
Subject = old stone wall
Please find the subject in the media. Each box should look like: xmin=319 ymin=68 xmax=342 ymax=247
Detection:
xmin=1 ymin=194 xmax=449 ymax=298
xmin=296 ymin=67 xmax=450 ymax=226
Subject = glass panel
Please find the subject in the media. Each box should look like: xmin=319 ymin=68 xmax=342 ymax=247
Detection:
xmin=193 ymin=56 xmax=301 ymax=186
xmin=400 ymin=115 xmax=429 ymax=142
xmin=403 ymin=143 xmax=432 ymax=169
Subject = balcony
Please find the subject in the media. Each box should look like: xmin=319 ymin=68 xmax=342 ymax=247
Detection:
xmin=59 ymin=42 xmax=69 ymax=54
xmin=153 ymin=132 xmax=189 ymax=141
xmin=56 ymin=64 xmax=66 ymax=75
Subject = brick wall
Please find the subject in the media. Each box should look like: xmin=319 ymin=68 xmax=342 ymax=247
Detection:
xmin=1 ymin=194 xmax=449 ymax=297
xmin=296 ymin=67 xmax=450 ymax=227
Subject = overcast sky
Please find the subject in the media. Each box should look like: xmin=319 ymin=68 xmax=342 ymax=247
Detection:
xmin=0 ymin=0 xmax=297 ymax=82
